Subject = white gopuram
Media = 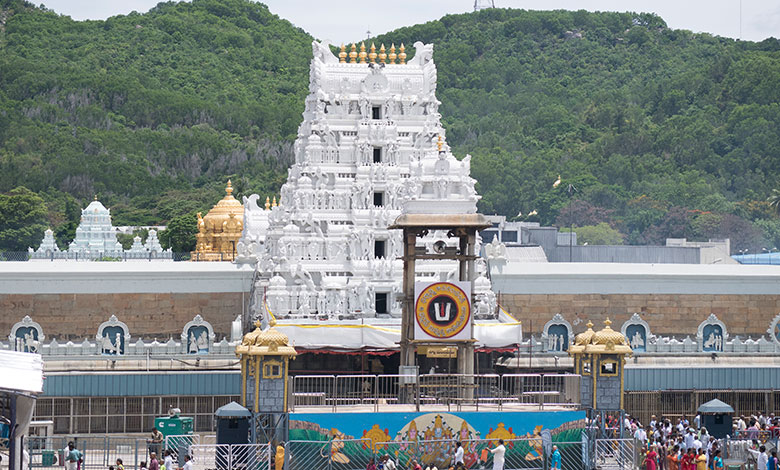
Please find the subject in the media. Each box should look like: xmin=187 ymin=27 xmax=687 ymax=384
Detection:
xmin=237 ymin=41 xmax=518 ymax=349
xmin=68 ymin=198 xmax=123 ymax=257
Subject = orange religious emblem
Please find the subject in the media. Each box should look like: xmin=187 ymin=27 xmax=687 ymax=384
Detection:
xmin=362 ymin=424 xmax=391 ymax=451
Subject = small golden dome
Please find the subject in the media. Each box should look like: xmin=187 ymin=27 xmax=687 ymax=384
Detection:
xmin=592 ymin=318 xmax=628 ymax=346
xmin=202 ymin=180 xmax=244 ymax=231
xmin=574 ymin=321 xmax=595 ymax=346
xmin=242 ymin=320 xmax=263 ymax=346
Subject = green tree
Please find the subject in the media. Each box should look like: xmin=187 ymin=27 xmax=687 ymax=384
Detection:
xmin=567 ymin=222 xmax=625 ymax=245
xmin=768 ymin=189 xmax=780 ymax=216
xmin=159 ymin=213 xmax=198 ymax=253
xmin=0 ymin=187 xmax=49 ymax=251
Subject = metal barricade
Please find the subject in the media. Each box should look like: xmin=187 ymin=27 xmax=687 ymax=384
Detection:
xmin=595 ymin=438 xmax=639 ymax=470
xmin=333 ymin=375 xmax=377 ymax=410
xmin=290 ymin=375 xmax=335 ymax=411
xmin=189 ymin=443 xmax=270 ymax=470
xmin=164 ymin=434 xmax=200 ymax=464
xmin=26 ymin=436 xmax=145 ymax=470
xmin=284 ymin=439 xmax=335 ymax=470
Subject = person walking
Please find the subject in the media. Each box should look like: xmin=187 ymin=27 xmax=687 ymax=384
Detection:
xmin=116 ymin=459 xmax=125 ymax=470
xmin=179 ymin=454 xmax=193 ymax=470
xmin=767 ymin=451 xmax=778 ymax=470
xmin=366 ymin=457 xmax=377 ymax=470
xmin=712 ymin=450 xmax=724 ymax=470
xmin=696 ymin=449 xmax=707 ymax=470
xmin=748 ymin=445 xmax=768 ymax=470
xmin=149 ymin=452 xmax=160 ymax=470
xmin=551 ymin=445 xmax=562 ymax=470
xmin=383 ymin=455 xmax=397 ymax=470
xmin=65 ymin=442 xmax=83 ymax=470
xmin=646 ymin=445 xmax=659 ymax=470
xmin=454 ymin=442 xmax=464 ymax=469
xmin=490 ymin=440 xmax=506 ymax=470
xmin=275 ymin=442 xmax=285 ymax=470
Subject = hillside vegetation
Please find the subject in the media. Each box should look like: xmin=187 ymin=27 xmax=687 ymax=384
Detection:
xmin=1 ymin=0 xmax=780 ymax=252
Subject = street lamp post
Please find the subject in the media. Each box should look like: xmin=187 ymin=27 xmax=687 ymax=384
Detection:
xmin=567 ymin=183 xmax=578 ymax=262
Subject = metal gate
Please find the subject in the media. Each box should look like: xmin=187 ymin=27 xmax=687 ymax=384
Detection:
xmin=189 ymin=443 xmax=271 ymax=470
xmin=594 ymin=439 xmax=638 ymax=470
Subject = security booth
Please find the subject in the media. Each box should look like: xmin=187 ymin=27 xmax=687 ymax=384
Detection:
xmin=698 ymin=398 xmax=735 ymax=439
xmin=216 ymin=401 xmax=251 ymax=445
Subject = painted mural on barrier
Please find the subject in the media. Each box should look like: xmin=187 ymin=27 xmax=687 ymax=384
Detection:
xmin=289 ymin=410 xmax=585 ymax=469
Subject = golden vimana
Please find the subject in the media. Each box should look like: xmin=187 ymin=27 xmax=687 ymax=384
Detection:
xmin=338 ymin=42 xmax=408 ymax=64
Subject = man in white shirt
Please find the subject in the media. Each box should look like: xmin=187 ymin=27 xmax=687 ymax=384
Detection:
xmin=383 ymin=455 xmax=397 ymax=470
xmin=693 ymin=436 xmax=702 ymax=451
xmin=490 ymin=439 xmax=506 ymax=470
xmin=454 ymin=442 xmax=464 ymax=468
xmin=180 ymin=454 xmax=193 ymax=470
xmin=684 ymin=429 xmax=696 ymax=450
xmin=163 ymin=450 xmax=175 ymax=470
xmin=748 ymin=445 xmax=768 ymax=470
xmin=737 ymin=416 xmax=747 ymax=432
xmin=634 ymin=427 xmax=647 ymax=443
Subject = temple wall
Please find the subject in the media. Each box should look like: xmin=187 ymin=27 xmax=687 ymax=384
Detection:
xmin=491 ymin=263 xmax=780 ymax=337
xmin=502 ymin=293 xmax=780 ymax=336
xmin=0 ymin=262 xmax=252 ymax=340
xmin=0 ymin=292 xmax=245 ymax=340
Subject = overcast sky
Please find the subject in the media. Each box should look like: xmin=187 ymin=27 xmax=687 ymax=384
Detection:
xmin=42 ymin=0 xmax=779 ymax=43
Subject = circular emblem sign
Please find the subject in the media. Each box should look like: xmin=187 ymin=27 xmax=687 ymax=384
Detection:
xmin=415 ymin=282 xmax=470 ymax=339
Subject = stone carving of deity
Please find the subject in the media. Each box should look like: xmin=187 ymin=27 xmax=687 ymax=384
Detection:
xmin=631 ymin=331 xmax=645 ymax=349
xmin=316 ymin=290 xmax=327 ymax=315
xmin=298 ymin=289 xmax=311 ymax=315
xmin=189 ymin=332 xmax=198 ymax=354
xmin=359 ymin=94 xmax=370 ymax=120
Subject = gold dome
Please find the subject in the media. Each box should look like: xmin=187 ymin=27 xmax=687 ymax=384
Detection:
xmin=242 ymin=321 xmax=263 ymax=346
xmin=574 ymin=321 xmax=595 ymax=346
xmin=591 ymin=318 xmax=628 ymax=346
xmin=236 ymin=318 xmax=297 ymax=357
xmin=202 ymin=180 xmax=243 ymax=231
xmin=192 ymin=180 xmax=244 ymax=261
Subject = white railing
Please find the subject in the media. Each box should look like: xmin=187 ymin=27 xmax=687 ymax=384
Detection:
xmin=289 ymin=373 xmax=580 ymax=411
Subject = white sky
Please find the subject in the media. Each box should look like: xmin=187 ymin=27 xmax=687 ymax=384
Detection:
xmin=41 ymin=0 xmax=779 ymax=43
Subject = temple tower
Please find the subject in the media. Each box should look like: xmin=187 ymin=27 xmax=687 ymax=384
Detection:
xmin=237 ymin=40 xmax=497 ymax=327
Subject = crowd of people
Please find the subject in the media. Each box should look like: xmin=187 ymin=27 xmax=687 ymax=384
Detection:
xmin=625 ymin=413 xmax=780 ymax=470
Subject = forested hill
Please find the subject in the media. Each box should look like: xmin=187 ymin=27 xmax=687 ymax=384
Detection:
xmin=1 ymin=0 xmax=780 ymax=253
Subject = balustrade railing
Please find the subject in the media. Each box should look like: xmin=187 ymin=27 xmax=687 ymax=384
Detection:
xmin=289 ymin=373 xmax=580 ymax=412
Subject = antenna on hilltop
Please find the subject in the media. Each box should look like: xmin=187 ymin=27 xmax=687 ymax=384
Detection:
xmin=474 ymin=0 xmax=495 ymax=11
xmin=366 ymin=28 xmax=372 ymax=40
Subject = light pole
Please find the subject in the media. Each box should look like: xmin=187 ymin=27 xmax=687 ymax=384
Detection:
xmin=567 ymin=183 xmax=578 ymax=262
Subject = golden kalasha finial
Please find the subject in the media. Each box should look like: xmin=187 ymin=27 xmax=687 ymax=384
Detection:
xmin=587 ymin=321 xmax=594 ymax=329
xmin=226 ymin=179 xmax=233 ymax=195
xmin=338 ymin=44 xmax=347 ymax=63
xmin=272 ymin=196 xmax=277 ymax=207
xmin=388 ymin=43 xmax=397 ymax=64
xmin=379 ymin=44 xmax=387 ymax=63
xmin=369 ymin=42 xmax=377 ymax=63
xmin=604 ymin=317 xmax=612 ymax=327
xmin=264 ymin=196 xmax=270 ymax=210
xmin=398 ymin=43 xmax=407 ymax=64
xmin=358 ymin=42 xmax=367 ymax=64
xmin=437 ymin=134 xmax=444 ymax=152
xmin=93 ymin=195 xmax=98 ymax=201
xmin=349 ymin=43 xmax=358 ymax=63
